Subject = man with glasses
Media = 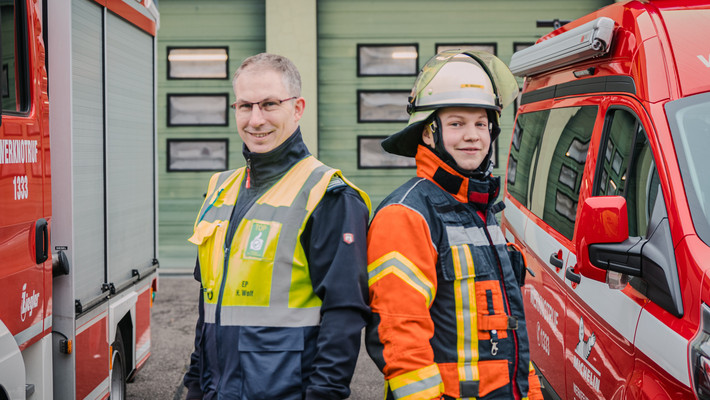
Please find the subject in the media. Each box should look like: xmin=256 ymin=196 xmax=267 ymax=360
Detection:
xmin=182 ymin=53 xmax=371 ymax=400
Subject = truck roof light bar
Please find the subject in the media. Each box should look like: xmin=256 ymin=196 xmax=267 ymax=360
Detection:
xmin=509 ymin=17 xmax=615 ymax=77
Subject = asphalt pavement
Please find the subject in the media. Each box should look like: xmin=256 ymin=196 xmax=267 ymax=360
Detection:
xmin=126 ymin=273 xmax=383 ymax=400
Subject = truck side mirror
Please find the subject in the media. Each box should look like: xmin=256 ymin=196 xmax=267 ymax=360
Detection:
xmin=575 ymin=196 xmax=641 ymax=284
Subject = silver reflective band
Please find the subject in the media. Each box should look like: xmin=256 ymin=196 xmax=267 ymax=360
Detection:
xmin=456 ymin=273 xmax=476 ymax=380
xmin=446 ymin=226 xmax=489 ymax=247
xmin=197 ymin=170 xmax=242 ymax=225
xmin=368 ymin=257 xmax=434 ymax=305
xmin=487 ymin=225 xmax=507 ymax=246
xmin=392 ymin=375 xmax=442 ymax=399
xmin=203 ymin=303 xmax=321 ymax=327
xmin=14 ymin=320 xmax=43 ymax=347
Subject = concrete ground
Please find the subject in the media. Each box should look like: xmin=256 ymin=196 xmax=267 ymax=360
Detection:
xmin=126 ymin=274 xmax=383 ymax=400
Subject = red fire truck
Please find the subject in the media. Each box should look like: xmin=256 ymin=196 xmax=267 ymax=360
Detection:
xmin=0 ymin=0 xmax=159 ymax=399
xmin=504 ymin=0 xmax=710 ymax=399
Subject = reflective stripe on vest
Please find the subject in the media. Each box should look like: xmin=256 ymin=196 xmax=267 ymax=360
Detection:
xmin=449 ymin=242 xmax=481 ymax=385
xmin=444 ymin=220 xmax=515 ymax=395
xmin=190 ymin=156 xmax=340 ymax=327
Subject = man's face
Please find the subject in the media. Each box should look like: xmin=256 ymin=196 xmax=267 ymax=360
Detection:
xmin=233 ymin=68 xmax=304 ymax=153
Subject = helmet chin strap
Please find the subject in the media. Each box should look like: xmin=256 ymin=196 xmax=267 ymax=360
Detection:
xmin=426 ymin=113 xmax=497 ymax=180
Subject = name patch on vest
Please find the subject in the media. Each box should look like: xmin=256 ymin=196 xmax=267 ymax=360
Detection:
xmin=221 ymin=219 xmax=282 ymax=307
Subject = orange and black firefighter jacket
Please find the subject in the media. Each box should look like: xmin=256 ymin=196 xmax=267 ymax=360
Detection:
xmin=366 ymin=145 xmax=542 ymax=400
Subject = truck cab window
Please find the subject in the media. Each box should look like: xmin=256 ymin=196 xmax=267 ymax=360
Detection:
xmin=1 ymin=0 xmax=28 ymax=113
xmin=507 ymin=109 xmax=548 ymax=208
xmin=596 ymin=108 xmax=660 ymax=237
xmin=509 ymin=106 xmax=597 ymax=240
xmin=508 ymin=106 xmax=597 ymax=240
xmin=535 ymin=106 xmax=596 ymax=240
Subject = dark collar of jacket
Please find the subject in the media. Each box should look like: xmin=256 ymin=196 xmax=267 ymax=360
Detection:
xmin=241 ymin=127 xmax=311 ymax=187
xmin=414 ymin=144 xmax=500 ymax=211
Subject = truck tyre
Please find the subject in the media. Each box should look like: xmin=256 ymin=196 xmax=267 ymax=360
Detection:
xmin=110 ymin=331 xmax=127 ymax=399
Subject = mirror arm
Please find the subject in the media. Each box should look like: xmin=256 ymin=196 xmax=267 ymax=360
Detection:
xmin=588 ymin=237 xmax=644 ymax=276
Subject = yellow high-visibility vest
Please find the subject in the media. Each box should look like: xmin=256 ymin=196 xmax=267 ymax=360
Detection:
xmin=188 ymin=156 xmax=370 ymax=327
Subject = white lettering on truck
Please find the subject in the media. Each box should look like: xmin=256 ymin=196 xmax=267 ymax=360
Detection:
xmin=529 ymin=286 xmax=559 ymax=327
xmin=13 ymin=175 xmax=28 ymax=200
xmin=20 ymin=283 xmax=40 ymax=322
xmin=573 ymin=355 xmax=601 ymax=392
xmin=536 ymin=321 xmax=551 ymax=356
xmin=698 ymin=54 xmax=710 ymax=67
xmin=573 ymin=382 xmax=590 ymax=400
xmin=0 ymin=139 xmax=39 ymax=165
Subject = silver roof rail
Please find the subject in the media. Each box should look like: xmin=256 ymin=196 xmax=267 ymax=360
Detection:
xmin=509 ymin=16 xmax=615 ymax=77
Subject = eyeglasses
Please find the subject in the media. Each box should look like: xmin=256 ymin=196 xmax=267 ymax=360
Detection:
xmin=231 ymin=96 xmax=297 ymax=114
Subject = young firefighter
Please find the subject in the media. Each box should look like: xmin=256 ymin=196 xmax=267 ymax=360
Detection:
xmin=366 ymin=50 xmax=543 ymax=400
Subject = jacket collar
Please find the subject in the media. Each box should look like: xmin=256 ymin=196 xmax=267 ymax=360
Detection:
xmin=415 ymin=145 xmax=500 ymax=209
xmin=242 ymin=128 xmax=311 ymax=186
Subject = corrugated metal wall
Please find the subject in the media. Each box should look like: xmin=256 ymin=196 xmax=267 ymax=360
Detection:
xmin=106 ymin=12 xmax=156 ymax=283
xmin=72 ymin=0 xmax=104 ymax=305
xmin=317 ymin=0 xmax=613 ymax=208
xmin=157 ymin=0 xmax=265 ymax=269
xmin=71 ymin=0 xmax=159 ymax=298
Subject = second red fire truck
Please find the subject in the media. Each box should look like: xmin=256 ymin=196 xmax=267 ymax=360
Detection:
xmin=0 ymin=0 xmax=159 ymax=399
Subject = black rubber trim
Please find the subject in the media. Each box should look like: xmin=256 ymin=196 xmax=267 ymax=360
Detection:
xmin=521 ymin=75 xmax=636 ymax=105
xmin=532 ymin=361 xmax=562 ymax=400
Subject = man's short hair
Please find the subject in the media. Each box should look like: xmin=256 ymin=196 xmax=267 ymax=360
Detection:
xmin=233 ymin=53 xmax=302 ymax=97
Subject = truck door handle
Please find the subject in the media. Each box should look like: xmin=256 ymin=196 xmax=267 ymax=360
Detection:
xmin=549 ymin=251 xmax=564 ymax=271
xmin=35 ymin=218 xmax=49 ymax=264
xmin=566 ymin=266 xmax=581 ymax=285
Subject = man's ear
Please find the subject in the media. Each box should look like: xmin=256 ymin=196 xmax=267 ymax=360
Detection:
xmin=293 ymin=97 xmax=306 ymax=122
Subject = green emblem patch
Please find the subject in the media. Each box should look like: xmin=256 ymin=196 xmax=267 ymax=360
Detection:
xmin=244 ymin=222 xmax=270 ymax=259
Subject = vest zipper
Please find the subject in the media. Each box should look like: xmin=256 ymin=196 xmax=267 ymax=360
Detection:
xmin=246 ymin=158 xmax=252 ymax=188
xmin=215 ymin=168 xmax=258 ymax=326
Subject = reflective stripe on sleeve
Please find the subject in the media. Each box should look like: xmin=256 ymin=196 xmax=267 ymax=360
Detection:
xmin=388 ymin=364 xmax=443 ymax=400
xmin=368 ymin=251 xmax=435 ymax=307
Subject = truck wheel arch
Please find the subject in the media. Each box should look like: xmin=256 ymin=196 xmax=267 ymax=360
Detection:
xmin=0 ymin=321 xmax=26 ymax=400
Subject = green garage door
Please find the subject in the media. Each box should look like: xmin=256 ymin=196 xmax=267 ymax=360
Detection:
xmin=157 ymin=0 xmax=265 ymax=271
xmin=317 ymin=0 xmax=612 ymax=208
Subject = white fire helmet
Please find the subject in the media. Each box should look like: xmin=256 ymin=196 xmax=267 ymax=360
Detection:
xmin=382 ymin=50 xmax=519 ymax=157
